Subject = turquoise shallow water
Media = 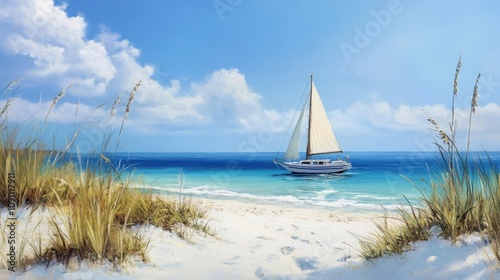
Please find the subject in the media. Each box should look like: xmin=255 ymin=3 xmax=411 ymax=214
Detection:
xmin=99 ymin=151 xmax=500 ymax=212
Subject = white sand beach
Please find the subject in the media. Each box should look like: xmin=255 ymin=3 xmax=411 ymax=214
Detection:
xmin=6 ymin=198 xmax=500 ymax=280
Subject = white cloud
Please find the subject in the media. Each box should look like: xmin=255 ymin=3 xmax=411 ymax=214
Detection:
xmin=330 ymin=100 xmax=500 ymax=150
xmin=131 ymin=68 xmax=285 ymax=132
xmin=190 ymin=69 xmax=274 ymax=129
xmin=0 ymin=1 xmax=286 ymax=132
xmin=0 ymin=0 xmax=117 ymax=96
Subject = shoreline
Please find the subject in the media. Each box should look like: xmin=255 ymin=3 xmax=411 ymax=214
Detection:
xmin=195 ymin=195 xmax=393 ymax=215
xmin=196 ymin=196 xmax=385 ymax=222
xmin=130 ymin=180 xmax=415 ymax=215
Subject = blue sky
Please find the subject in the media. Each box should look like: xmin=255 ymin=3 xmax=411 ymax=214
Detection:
xmin=1 ymin=0 xmax=500 ymax=152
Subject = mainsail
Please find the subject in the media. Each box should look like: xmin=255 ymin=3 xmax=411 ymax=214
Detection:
xmin=306 ymin=81 xmax=342 ymax=158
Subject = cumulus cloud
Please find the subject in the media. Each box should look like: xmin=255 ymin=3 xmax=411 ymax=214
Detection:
xmin=0 ymin=0 xmax=126 ymax=96
xmin=331 ymin=101 xmax=449 ymax=134
xmin=330 ymin=100 xmax=500 ymax=150
xmin=132 ymin=68 xmax=284 ymax=132
xmin=0 ymin=0 xmax=283 ymax=132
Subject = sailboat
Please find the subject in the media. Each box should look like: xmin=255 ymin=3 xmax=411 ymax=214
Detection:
xmin=274 ymin=75 xmax=352 ymax=174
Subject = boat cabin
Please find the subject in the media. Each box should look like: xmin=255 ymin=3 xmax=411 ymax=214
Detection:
xmin=299 ymin=159 xmax=331 ymax=165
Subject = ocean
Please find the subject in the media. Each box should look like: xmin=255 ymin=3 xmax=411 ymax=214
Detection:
xmin=97 ymin=151 xmax=500 ymax=213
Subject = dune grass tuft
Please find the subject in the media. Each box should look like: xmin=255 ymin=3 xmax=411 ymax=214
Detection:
xmin=360 ymin=55 xmax=500 ymax=264
xmin=0 ymin=81 xmax=210 ymax=271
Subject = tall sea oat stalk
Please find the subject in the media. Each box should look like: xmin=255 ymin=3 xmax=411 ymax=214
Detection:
xmin=426 ymin=113 xmax=451 ymax=146
xmin=98 ymin=94 xmax=122 ymax=154
xmin=110 ymin=94 xmax=122 ymax=119
xmin=0 ymin=98 xmax=16 ymax=121
xmin=0 ymin=79 xmax=22 ymax=121
xmin=466 ymin=73 xmax=481 ymax=157
xmin=44 ymin=84 xmax=72 ymax=124
xmin=116 ymin=81 xmax=141 ymax=149
xmin=451 ymin=53 xmax=462 ymax=130
xmin=124 ymin=82 xmax=139 ymax=121
xmin=448 ymin=54 xmax=462 ymax=172
xmin=2 ymin=79 xmax=22 ymax=98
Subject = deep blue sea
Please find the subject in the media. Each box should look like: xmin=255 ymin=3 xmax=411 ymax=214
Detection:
xmin=103 ymin=151 xmax=500 ymax=212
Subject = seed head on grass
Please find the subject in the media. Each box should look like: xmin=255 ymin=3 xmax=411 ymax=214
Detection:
xmin=117 ymin=81 xmax=141 ymax=149
xmin=0 ymin=78 xmax=23 ymax=120
xmin=125 ymin=81 xmax=141 ymax=121
xmin=465 ymin=73 xmax=481 ymax=157
xmin=0 ymin=98 xmax=16 ymax=120
xmin=110 ymin=94 xmax=122 ymax=118
xmin=453 ymin=53 xmax=462 ymax=96
xmin=2 ymin=78 xmax=23 ymax=98
xmin=425 ymin=112 xmax=450 ymax=145
xmin=471 ymin=73 xmax=481 ymax=114
xmin=45 ymin=83 xmax=72 ymax=124
xmin=450 ymin=53 xmax=462 ymax=144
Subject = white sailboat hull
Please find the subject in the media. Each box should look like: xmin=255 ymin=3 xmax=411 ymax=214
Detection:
xmin=274 ymin=159 xmax=351 ymax=174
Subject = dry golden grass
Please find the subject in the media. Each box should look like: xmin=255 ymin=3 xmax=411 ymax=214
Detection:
xmin=0 ymin=82 xmax=210 ymax=271
xmin=360 ymin=56 xmax=500 ymax=265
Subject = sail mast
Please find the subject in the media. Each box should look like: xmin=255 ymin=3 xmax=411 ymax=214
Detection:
xmin=306 ymin=75 xmax=313 ymax=160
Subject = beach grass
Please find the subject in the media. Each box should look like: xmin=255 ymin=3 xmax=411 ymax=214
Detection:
xmin=360 ymin=56 xmax=500 ymax=264
xmin=0 ymin=82 xmax=210 ymax=271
